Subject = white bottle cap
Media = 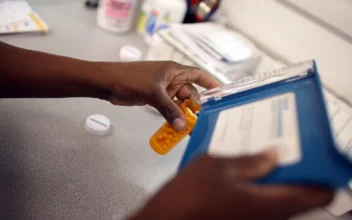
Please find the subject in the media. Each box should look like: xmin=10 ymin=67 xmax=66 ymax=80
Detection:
xmin=119 ymin=45 xmax=142 ymax=61
xmin=85 ymin=114 xmax=111 ymax=135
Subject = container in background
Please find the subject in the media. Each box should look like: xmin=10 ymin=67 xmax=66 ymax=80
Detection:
xmin=136 ymin=0 xmax=155 ymax=34
xmin=136 ymin=0 xmax=187 ymax=43
xmin=97 ymin=0 xmax=139 ymax=33
xmin=184 ymin=0 xmax=222 ymax=23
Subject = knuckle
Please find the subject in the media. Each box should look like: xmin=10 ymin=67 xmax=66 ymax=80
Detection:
xmin=160 ymin=61 xmax=181 ymax=81
xmin=193 ymin=67 xmax=203 ymax=73
xmin=166 ymin=61 xmax=181 ymax=70
xmin=170 ymin=60 xmax=181 ymax=66
xmin=187 ymin=83 xmax=197 ymax=91
xmin=190 ymin=67 xmax=204 ymax=75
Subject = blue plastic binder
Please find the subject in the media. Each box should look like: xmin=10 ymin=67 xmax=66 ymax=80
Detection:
xmin=179 ymin=61 xmax=352 ymax=188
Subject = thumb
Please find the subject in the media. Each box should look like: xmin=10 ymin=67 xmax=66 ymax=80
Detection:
xmin=153 ymin=90 xmax=186 ymax=131
xmin=217 ymin=149 xmax=278 ymax=181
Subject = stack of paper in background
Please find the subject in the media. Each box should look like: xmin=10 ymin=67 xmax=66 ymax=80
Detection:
xmin=325 ymin=90 xmax=352 ymax=162
xmin=0 ymin=0 xmax=48 ymax=34
xmin=145 ymin=23 xmax=262 ymax=85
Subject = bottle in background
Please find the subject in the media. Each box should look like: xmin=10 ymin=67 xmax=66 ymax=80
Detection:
xmin=184 ymin=0 xmax=222 ymax=23
xmin=136 ymin=0 xmax=187 ymax=43
xmin=97 ymin=0 xmax=139 ymax=33
xmin=136 ymin=0 xmax=155 ymax=34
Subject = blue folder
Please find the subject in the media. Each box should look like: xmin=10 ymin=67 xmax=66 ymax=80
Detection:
xmin=179 ymin=61 xmax=352 ymax=188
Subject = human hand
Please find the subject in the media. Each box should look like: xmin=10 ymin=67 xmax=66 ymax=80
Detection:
xmin=101 ymin=61 xmax=220 ymax=130
xmin=130 ymin=150 xmax=334 ymax=220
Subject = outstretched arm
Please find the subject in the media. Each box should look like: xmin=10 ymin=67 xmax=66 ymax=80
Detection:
xmin=0 ymin=41 xmax=108 ymax=99
xmin=0 ymin=41 xmax=220 ymax=130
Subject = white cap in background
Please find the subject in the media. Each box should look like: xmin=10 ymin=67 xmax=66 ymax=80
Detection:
xmin=119 ymin=45 xmax=142 ymax=61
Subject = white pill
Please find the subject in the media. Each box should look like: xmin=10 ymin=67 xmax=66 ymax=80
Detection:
xmin=119 ymin=45 xmax=142 ymax=61
xmin=85 ymin=114 xmax=111 ymax=135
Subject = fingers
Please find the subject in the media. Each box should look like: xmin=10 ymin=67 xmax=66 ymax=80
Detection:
xmin=216 ymin=149 xmax=333 ymax=218
xmin=152 ymin=90 xmax=186 ymax=131
xmin=217 ymin=149 xmax=278 ymax=181
xmin=178 ymin=66 xmax=221 ymax=89
xmin=249 ymin=185 xmax=334 ymax=218
xmin=159 ymin=84 xmax=197 ymax=131
xmin=176 ymin=84 xmax=198 ymax=101
xmin=191 ymin=149 xmax=277 ymax=182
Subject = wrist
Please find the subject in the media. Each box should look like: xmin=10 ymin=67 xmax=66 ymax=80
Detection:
xmin=83 ymin=61 xmax=115 ymax=100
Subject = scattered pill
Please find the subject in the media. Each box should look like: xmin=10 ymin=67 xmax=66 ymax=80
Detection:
xmin=85 ymin=114 xmax=111 ymax=136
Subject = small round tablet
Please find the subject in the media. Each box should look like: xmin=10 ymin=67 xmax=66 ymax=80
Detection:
xmin=119 ymin=45 xmax=142 ymax=61
xmin=85 ymin=114 xmax=111 ymax=135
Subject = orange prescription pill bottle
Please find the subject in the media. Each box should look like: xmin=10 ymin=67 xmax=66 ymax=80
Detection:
xmin=150 ymin=100 xmax=200 ymax=155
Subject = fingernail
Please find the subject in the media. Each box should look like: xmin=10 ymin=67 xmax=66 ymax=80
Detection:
xmin=172 ymin=118 xmax=186 ymax=131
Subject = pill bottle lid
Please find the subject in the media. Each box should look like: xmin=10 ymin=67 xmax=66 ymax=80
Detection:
xmin=119 ymin=45 xmax=142 ymax=61
xmin=85 ymin=114 xmax=111 ymax=135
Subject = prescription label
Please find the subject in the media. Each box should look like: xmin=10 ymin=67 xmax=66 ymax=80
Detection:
xmin=208 ymin=92 xmax=301 ymax=165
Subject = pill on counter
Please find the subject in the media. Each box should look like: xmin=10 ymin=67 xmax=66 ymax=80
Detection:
xmin=119 ymin=45 xmax=142 ymax=61
xmin=85 ymin=114 xmax=111 ymax=135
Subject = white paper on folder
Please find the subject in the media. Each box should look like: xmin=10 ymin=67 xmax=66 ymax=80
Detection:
xmin=245 ymin=65 xmax=352 ymax=217
xmin=242 ymin=65 xmax=352 ymax=160
xmin=0 ymin=0 xmax=48 ymax=34
xmin=240 ymin=63 xmax=352 ymax=162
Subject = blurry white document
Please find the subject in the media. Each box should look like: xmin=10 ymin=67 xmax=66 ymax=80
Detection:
xmin=0 ymin=0 xmax=48 ymax=34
